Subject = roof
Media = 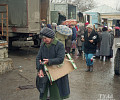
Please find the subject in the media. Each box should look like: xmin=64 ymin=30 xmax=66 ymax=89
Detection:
xmin=84 ymin=5 xmax=120 ymax=14
xmin=52 ymin=3 xmax=76 ymax=7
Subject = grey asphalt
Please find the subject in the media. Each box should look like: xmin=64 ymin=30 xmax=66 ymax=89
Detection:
xmin=0 ymin=38 xmax=120 ymax=100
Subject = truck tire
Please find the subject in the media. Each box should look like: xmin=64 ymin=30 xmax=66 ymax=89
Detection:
xmin=33 ymin=39 xmax=40 ymax=47
xmin=114 ymin=48 xmax=120 ymax=75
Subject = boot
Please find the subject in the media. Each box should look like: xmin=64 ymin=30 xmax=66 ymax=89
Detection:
xmin=80 ymin=50 xmax=82 ymax=56
xmin=85 ymin=66 xmax=90 ymax=72
xmin=103 ymin=56 xmax=106 ymax=62
xmin=71 ymin=49 xmax=75 ymax=54
xmin=90 ymin=65 xmax=93 ymax=72
xmin=100 ymin=56 xmax=102 ymax=61
xmin=77 ymin=50 xmax=82 ymax=56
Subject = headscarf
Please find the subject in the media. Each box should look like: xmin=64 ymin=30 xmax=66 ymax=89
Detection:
xmin=47 ymin=24 xmax=52 ymax=29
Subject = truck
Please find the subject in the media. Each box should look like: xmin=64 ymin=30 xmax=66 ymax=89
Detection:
xmin=0 ymin=0 xmax=50 ymax=48
xmin=51 ymin=3 xmax=77 ymax=22
xmin=114 ymin=43 xmax=120 ymax=75
xmin=51 ymin=11 xmax=66 ymax=25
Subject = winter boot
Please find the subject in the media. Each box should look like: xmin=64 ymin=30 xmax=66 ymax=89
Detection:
xmin=80 ymin=50 xmax=82 ymax=56
xmin=90 ymin=65 xmax=93 ymax=72
xmin=77 ymin=50 xmax=82 ymax=56
xmin=103 ymin=56 xmax=106 ymax=62
xmin=100 ymin=56 xmax=102 ymax=61
xmin=46 ymin=98 xmax=50 ymax=100
xmin=71 ymin=49 xmax=75 ymax=54
xmin=85 ymin=66 xmax=90 ymax=72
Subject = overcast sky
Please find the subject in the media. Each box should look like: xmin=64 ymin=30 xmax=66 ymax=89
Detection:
xmin=53 ymin=0 xmax=120 ymax=9
xmin=94 ymin=0 xmax=119 ymax=9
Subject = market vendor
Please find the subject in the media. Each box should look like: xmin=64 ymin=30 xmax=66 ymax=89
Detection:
xmin=36 ymin=27 xmax=70 ymax=100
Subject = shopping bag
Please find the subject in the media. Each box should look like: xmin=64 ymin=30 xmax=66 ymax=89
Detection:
xmin=36 ymin=75 xmax=48 ymax=93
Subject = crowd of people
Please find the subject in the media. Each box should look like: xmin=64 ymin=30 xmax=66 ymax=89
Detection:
xmin=36 ymin=21 xmax=115 ymax=100
xmin=39 ymin=21 xmax=115 ymax=71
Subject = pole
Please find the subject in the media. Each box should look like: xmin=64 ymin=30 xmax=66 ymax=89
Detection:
xmin=1 ymin=13 xmax=4 ymax=36
xmin=6 ymin=5 xmax=9 ymax=42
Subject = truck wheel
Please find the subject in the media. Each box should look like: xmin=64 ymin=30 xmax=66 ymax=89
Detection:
xmin=33 ymin=39 xmax=40 ymax=47
xmin=114 ymin=48 xmax=120 ymax=75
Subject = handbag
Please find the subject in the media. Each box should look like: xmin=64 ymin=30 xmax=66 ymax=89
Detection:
xmin=36 ymin=75 xmax=48 ymax=93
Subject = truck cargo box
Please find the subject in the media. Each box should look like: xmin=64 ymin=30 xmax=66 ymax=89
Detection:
xmin=0 ymin=0 xmax=49 ymax=34
xmin=0 ymin=0 xmax=50 ymax=47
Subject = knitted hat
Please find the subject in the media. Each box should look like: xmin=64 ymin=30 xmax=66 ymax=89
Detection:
xmin=40 ymin=27 xmax=55 ymax=39
xmin=87 ymin=24 xmax=93 ymax=29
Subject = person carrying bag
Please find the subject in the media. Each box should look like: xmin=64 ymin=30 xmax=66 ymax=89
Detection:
xmin=36 ymin=27 xmax=70 ymax=100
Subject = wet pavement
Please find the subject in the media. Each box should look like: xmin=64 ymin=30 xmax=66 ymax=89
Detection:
xmin=0 ymin=38 xmax=120 ymax=100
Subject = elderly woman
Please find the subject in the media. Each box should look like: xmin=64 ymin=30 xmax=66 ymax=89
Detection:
xmin=100 ymin=27 xmax=111 ymax=61
xmin=76 ymin=25 xmax=84 ymax=56
xmin=36 ymin=27 xmax=70 ymax=100
xmin=81 ymin=24 xmax=99 ymax=72
xmin=108 ymin=27 xmax=114 ymax=58
xmin=108 ymin=27 xmax=114 ymax=48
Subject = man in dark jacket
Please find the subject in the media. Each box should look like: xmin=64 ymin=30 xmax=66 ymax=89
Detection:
xmin=71 ymin=26 xmax=77 ymax=54
xmin=81 ymin=24 xmax=99 ymax=72
xmin=36 ymin=27 xmax=70 ymax=100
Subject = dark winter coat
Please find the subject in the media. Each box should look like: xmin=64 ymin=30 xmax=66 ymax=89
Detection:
xmin=71 ymin=27 xmax=77 ymax=41
xmin=77 ymin=29 xmax=84 ymax=47
xmin=109 ymin=31 xmax=114 ymax=48
xmin=36 ymin=38 xmax=70 ymax=99
xmin=65 ymin=35 xmax=72 ymax=48
xmin=84 ymin=29 xmax=99 ymax=54
xmin=100 ymin=31 xmax=111 ymax=56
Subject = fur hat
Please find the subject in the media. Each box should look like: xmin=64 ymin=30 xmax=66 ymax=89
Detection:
xmin=40 ymin=27 xmax=55 ymax=39
xmin=86 ymin=24 xmax=93 ymax=29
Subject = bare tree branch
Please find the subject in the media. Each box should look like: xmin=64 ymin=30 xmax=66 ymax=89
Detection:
xmin=73 ymin=0 xmax=95 ymax=12
xmin=51 ymin=0 xmax=54 ymax=3
xmin=116 ymin=0 xmax=120 ymax=11
xmin=52 ymin=0 xmax=95 ymax=12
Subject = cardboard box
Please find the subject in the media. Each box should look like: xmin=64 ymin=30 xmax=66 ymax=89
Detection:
xmin=44 ymin=54 xmax=77 ymax=82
